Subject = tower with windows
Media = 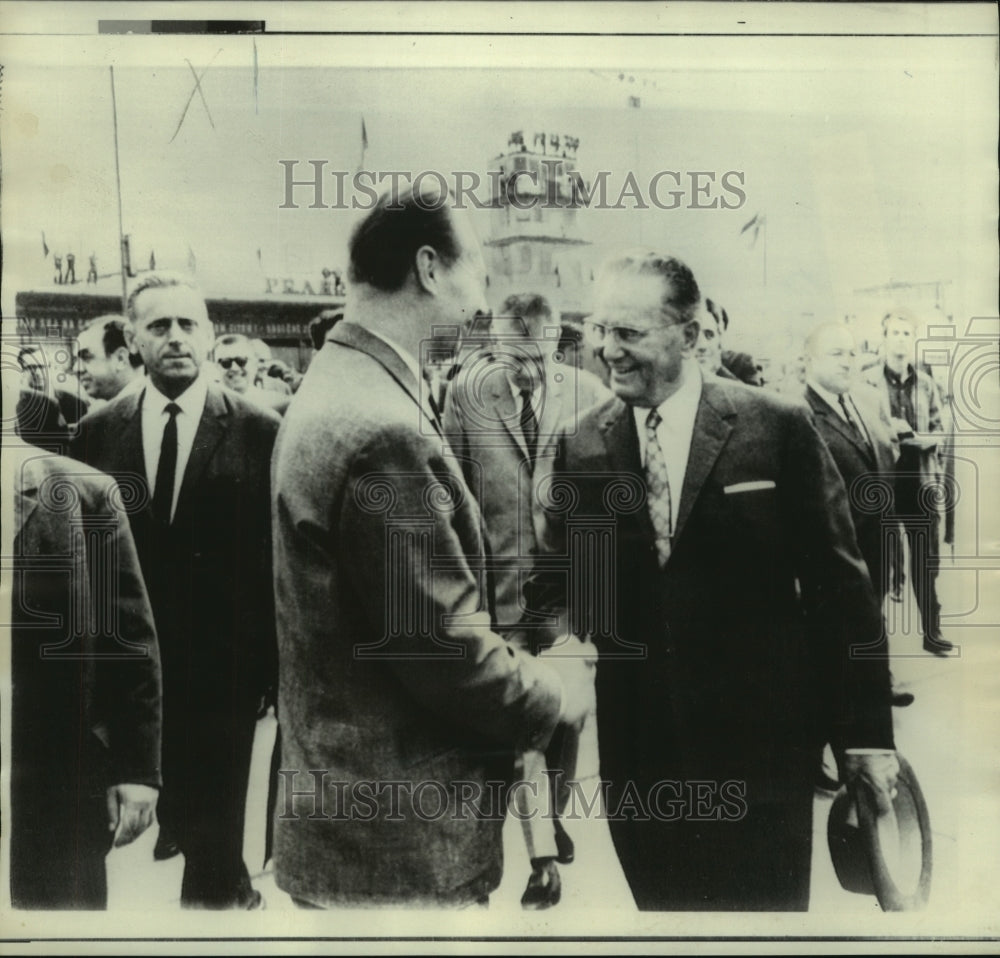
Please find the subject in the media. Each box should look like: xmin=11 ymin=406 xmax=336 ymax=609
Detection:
xmin=484 ymin=131 xmax=593 ymax=322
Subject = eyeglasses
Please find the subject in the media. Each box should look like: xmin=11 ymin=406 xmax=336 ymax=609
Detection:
xmin=218 ymin=356 xmax=249 ymax=370
xmin=583 ymin=321 xmax=674 ymax=346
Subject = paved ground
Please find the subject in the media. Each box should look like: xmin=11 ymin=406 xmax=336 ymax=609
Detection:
xmin=91 ymin=472 xmax=1000 ymax=939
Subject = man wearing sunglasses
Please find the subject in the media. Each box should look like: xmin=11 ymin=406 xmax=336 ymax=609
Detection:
xmin=215 ymin=333 xmax=292 ymax=415
xmin=524 ymin=249 xmax=898 ymax=911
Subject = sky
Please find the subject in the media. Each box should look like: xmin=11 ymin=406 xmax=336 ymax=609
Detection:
xmin=1 ymin=28 xmax=996 ymax=360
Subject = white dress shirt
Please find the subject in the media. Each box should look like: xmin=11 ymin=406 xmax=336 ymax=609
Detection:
xmin=808 ymin=379 xmax=852 ymax=422
xmin=633 ymin=360 xmax=703 ymax=530
xmin=141 ymin=374 xmax=209 ymax=522
xmin=808 ymin=378 xmax=871 ymax=445
xmin=506 ymin=372 xmax=544 ymax=436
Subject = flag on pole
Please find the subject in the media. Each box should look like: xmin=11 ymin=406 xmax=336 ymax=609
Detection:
xmin=357 ymin=117 xmax=369 ymax=174
xmin=740 ymin=212 xmax=766 ymax=247
xmin=42 ymin=231 xmax=49 ymax=258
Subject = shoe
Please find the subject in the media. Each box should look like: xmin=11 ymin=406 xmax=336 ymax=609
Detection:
xmin=153 ymin=834 xmax=181 ymax=861
xmin=815 ymin=771 xmax=842 ymax=793
xmin=891 ymin=690 xmax=915 ymax=707
xmin=923 ymin=635 xmax=954 ymax=657
xmin=245 ymin=890 xmax=266 ymax=910
xmin=553 ymin=819 xmax=575 ymax=865
xmin=521 ymin=858 xmax=561 ymax=910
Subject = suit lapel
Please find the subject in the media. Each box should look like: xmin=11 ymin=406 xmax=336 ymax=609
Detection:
xmin=176 ymin=386 xmax=228 ymax=519
xmin=489 ymin=374 xmax=529 ymax=460
xmin=11 ymin=448 xmax=40 ymax=534
xmin=118 ymin=392 xmax=147 ymax=480
xmin=600 ymin=400 xmax=657 ymax=548
xmin=538 ymin=363 xmax=567 ymax=449
xmin=852 ymin=395 xmax=894 ymax=473
xmin=673 ymin=383 xmax=735 ymax=547
xmin=330 ymin=322 xmax=441 ymax=437
xmin=806 ymin=386 xmax=875 ymax=465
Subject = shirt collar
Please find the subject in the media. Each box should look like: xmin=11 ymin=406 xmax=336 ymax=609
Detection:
xmin=143 ymin=372 xmax=209 ymax=418
xmin=808 ymin=378 xmax=847 ymax=413
xmin=884 ymin=362 xmax=915 ymax=386
xmin=633 ymin=358 xmax=703 ymax=430
xmin=365 ymin=328 xmax=423 ymax=387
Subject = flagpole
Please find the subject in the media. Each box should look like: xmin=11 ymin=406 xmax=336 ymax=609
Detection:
xmin=763 ymin=217 xmax=767 ymax=287
xmin=110 ymin=66 xmax=128 ymax=315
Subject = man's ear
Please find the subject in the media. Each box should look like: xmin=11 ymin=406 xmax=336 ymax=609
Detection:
xmin=413 ymin=245 xmax=439 ymax=295
xmin=123 ymin=325 xmax=140 ymax=358
xmin=680 ymin=318 xmax=700 ymax=355
xmin=113 ymin=346 xmax=131 ymax=368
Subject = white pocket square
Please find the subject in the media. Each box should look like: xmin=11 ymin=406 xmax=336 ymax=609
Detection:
xmin=723 ymin=480 xmax=776 ymax=494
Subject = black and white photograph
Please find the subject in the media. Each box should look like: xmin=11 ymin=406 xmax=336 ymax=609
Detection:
xmin=1 ymin=2 xmax=998 ymax=951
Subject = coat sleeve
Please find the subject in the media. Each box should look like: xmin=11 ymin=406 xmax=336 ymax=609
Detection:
xmin=338 ymin=424 xmax=562 ymax=754
xmin=91 ymin=475 xmax=163 ymax=788
xmin=783 ymin=403 xmax=895 ymax=752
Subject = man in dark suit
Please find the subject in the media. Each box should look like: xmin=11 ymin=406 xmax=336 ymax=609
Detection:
xmin=443 ymin=292 xmax=609 ymax=907
xmin=271 ymin=185 xmax=595 ymax=908
xmin=71 ymin=272 xmax=280 ymax=909
xmin=7 ymin=427 xmax=162 ymax=908
xmin=524 ymin=250 xmax=898 ymax=911
xmin=803 ymin=323 xmax=915 ymax=700
xmin=72 ymin=315 xmax=145 ymax=405
xmin=693 ymin=297 xmax=761 ymax=385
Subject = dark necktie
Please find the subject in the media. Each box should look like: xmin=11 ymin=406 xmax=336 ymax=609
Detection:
xmin=152 ymin=402 xmax=181 ymax=524
xmin=519 ymin=388 xmax=539 ymax=462
xmin=644 ymin=408 xmax=673 ymax=567
xmin=838 ymin=394 xmax=865 ymax=442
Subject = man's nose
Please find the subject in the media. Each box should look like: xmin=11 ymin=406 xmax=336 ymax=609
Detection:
xmin=166 ymin=320 xmax=186 ymax=341
xmin=601 ymin=334 xmax=626 ymax=363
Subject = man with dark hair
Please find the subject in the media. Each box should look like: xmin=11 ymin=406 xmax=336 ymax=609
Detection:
xmin=694 ymin=297 xmax=737 ymax=380
xmin=272 ymin=186 xmax=595 ymax=907
xmin=71 ymin=272 xmax=279 ymax=909
xmin=443 ymin=291 xmax=609 ymax=908
xmin=73 ymin=314 xmax=145 ymax=403
xmin=876 ymin=309 xmax=953 ymax=655
xmin=524 ymin=249 xmax=897 ymax=911
xmin=694 ymin=297 xmax=761 ymax=386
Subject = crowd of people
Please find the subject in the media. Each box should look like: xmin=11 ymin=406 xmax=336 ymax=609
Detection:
xmin=7 ymin=183 xmax=955 ymax=912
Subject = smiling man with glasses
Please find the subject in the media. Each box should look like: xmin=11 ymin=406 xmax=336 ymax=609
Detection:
xmin=524 ymin=249 xmax=898 ymax=911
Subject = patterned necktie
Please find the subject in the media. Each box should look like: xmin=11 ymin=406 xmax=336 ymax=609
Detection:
xmin=152 ymin=402 xmax=181 ymax=524
xmin=644 ymin=408 xmax=672 ymax=566
xmin=520 ymin=387 xmax=539 ymax=462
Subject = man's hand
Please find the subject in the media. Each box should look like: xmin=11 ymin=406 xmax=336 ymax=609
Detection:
xmin=842 ymin=751 xmax=900 ymax=816
xmin=540 ymin=634 xmax=597 ymax=727
xmin=106 ymin=783 xmax=159 ymax=848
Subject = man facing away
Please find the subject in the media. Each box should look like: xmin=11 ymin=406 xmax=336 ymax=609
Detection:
xmin=4 ymin=356 xmax=162 ymax=910
xmin=524 ymin=250 xmax=897 ymax=911
xmin=443 ymin=291 xmax=610 ymax=908
xmin=71 ymin=272 xmax=280 ymax=909
xmin=271 ymin=185 xmax=595 ymax=908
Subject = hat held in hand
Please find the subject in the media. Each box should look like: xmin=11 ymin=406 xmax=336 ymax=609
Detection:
xmin=827 ymin=753 xmax=932 ymax=911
